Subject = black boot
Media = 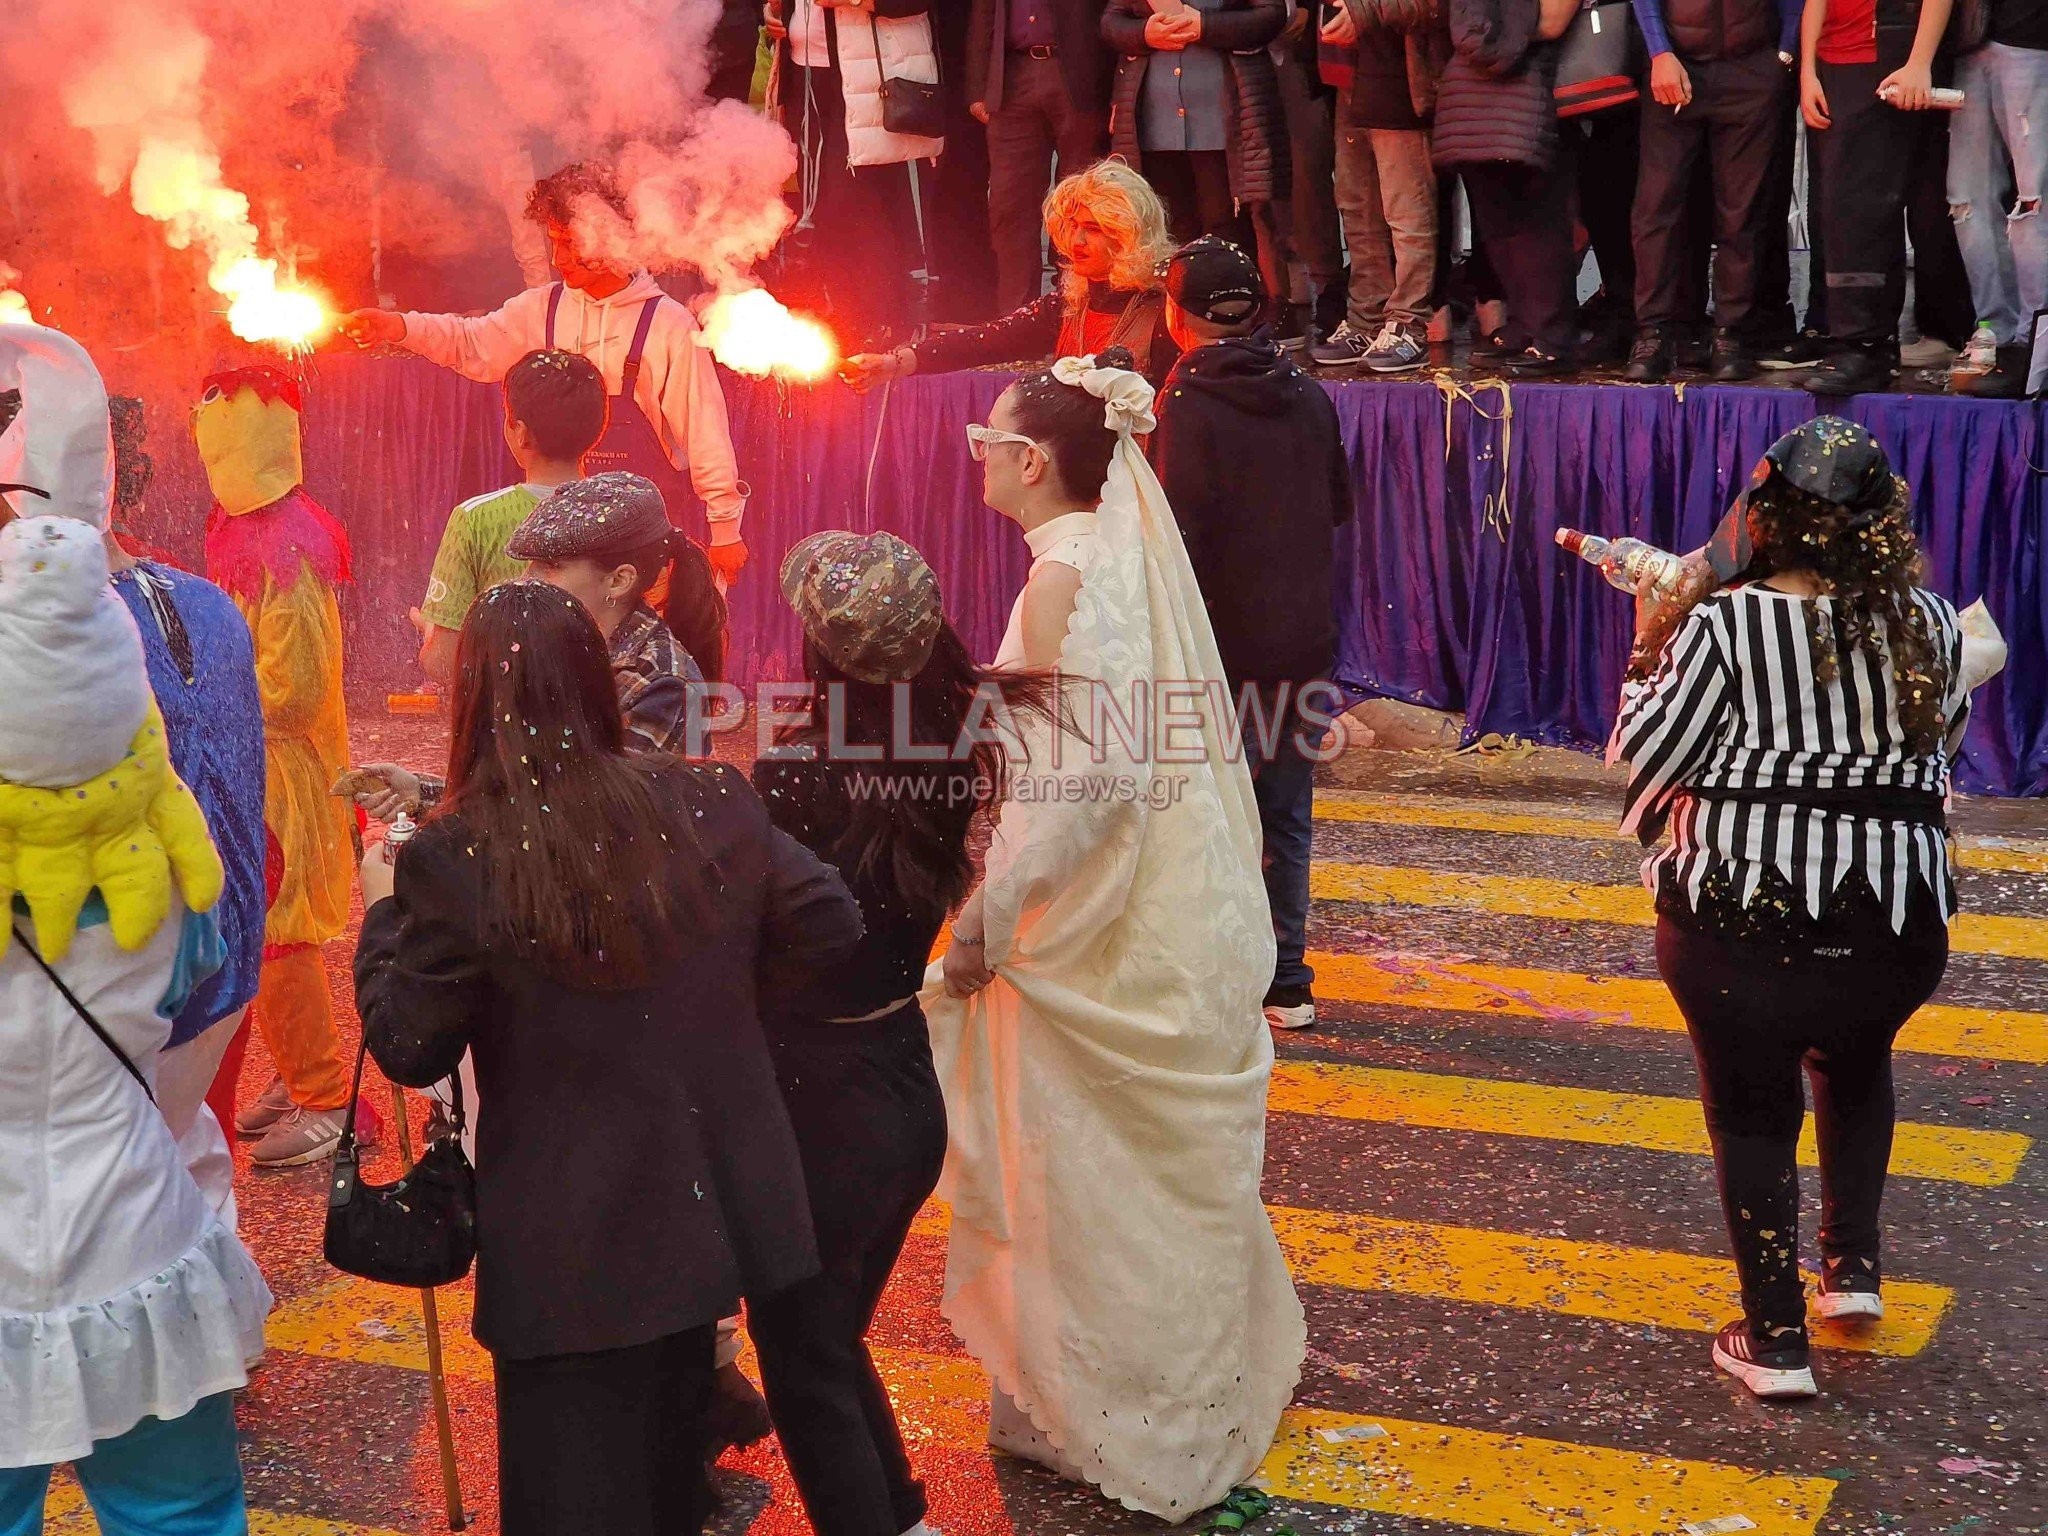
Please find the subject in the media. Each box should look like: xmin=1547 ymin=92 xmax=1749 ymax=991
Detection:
xmin=1804 ymin=342 xmax=1896 ymax=398
xmin=1709 ymin=328 xmax=1756 ymax=382
xmin=1624 ymin=327 xmax=1675 ymax=383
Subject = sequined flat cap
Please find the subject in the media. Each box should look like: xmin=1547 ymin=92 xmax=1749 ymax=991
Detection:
xmin=506 ymin=471 xmax=671 ymax=563
xmin=1752 ymin=417 xmax=1895 ymax=512
xmin=780 ymin=529 xmax=944 ymax=684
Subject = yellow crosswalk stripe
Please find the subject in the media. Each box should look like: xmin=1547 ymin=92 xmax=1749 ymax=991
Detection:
xmin=1312 ymin=861 xmax=2048 ymax=961
xmin=1269 ymin=1057 xmax=2030 ymax=1187
xmin=1262 ymin=1408 xmax=1838 ymax=1536
xmin=1307 ymin=948 xmax=2048 ymax=1064
xmin=910 ymin=1197 xmax=1949 ymax=1355
xmin=1316 ymin=789 xmax=2048 ymax=875
xmin=1267 ymin=1204 xmax=1949 ymax=1356
xmin=270 ymin=1281 xmax=1837 ymax=1536
xmin=43 ymin=1480 xmax=407 ymax=1536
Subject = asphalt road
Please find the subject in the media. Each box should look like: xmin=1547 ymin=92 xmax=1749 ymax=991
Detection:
xmin=48 ymin=743 xmax=2044 ymax=1536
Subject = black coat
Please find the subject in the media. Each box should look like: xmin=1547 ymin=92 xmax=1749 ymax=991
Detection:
xmin=967 ymin=0 xmax=1114 ymax=111
xmin=1430 ymin=0 xmax=1558 ymax=171
xmin=356 ymin=760 xmax=864 ymax=1362
xmin=1150 ymin=332 xmax=1354 ymax=688
xmin=1102 ymin=0 xmax=1291 ymax=204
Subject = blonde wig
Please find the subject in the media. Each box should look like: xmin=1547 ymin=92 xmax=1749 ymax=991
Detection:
xmin=1043 ymin=160 xmax=1175 ymax=307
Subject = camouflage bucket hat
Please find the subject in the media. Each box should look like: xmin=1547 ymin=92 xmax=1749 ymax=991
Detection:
xmin=780 ymin=529 xmax=944 ymax=684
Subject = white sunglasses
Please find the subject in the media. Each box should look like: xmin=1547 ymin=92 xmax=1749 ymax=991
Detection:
xmin=965 ymin=424 xmax=1046 ymax=462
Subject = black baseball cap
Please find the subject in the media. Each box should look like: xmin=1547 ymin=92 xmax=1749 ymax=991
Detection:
xmin=1164 ymin=236 xmax=1264 ymax=326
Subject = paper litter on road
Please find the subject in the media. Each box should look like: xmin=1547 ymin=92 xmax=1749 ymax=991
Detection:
xmin=1317 ymin=1423 xmax=1389 ymax=1444
xmin=1681 ymin=1518 xmax=1757 ymax=1535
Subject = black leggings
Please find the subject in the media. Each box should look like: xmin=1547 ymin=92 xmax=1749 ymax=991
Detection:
xmin=1657 ymin=888 xmax=1948 ymax=1337
xmin=751 ymin=1006 xmax=949 ymax=1536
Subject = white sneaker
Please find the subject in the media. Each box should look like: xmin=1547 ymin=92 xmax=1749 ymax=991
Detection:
xmin=1952 ymin=323 xmax=1999 ymax=378
xmin=1899 ymin=335 xmax=1956 ymax=369
xmin=1264 ymin=1002 xmax=1316 ymax=1031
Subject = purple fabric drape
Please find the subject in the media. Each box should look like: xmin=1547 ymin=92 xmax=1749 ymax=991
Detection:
xmin=141 ymin=359 xmax=2046 ymax=795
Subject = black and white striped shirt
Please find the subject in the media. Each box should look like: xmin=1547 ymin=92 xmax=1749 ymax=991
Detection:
xmin=1611 ymin=585 xmax=1970 ymax=932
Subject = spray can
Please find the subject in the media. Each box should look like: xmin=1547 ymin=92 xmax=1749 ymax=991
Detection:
xmin=1555 ymin=528 xmax=1686 ymax=594
xmin=385 ymin=811 xmax=419 ymax=851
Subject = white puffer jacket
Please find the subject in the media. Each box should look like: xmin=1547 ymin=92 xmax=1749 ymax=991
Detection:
xmin=788 ymin=0 xmax=945 ymax=167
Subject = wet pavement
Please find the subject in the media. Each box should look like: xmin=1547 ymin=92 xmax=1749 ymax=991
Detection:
xmin=51 ymin=732 xmax=2045 ymax=1536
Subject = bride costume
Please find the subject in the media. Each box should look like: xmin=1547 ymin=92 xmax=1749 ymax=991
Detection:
xmin=921 ymin=356 xmax=1305 ymax=1520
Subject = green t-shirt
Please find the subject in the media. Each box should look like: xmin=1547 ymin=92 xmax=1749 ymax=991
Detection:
xmin=419 ymin=483 xmax=545 ymax=632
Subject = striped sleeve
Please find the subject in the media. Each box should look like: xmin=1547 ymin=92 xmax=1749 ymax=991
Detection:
xmin=1612 ymin=604 xmax=1732 ymax=840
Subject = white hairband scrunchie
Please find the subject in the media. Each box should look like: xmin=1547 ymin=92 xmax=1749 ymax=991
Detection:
xmin=1051 ymin=354 xmax=1158 ymax=436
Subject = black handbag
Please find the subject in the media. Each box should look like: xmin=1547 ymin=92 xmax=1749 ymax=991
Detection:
xmin=324 ymin=1036 xmax=477 ymax=1289
xmin=1554 ymin=0 xmax=1641 ymax=118
xmin=868 ymin=14 xmax=945 ymax=138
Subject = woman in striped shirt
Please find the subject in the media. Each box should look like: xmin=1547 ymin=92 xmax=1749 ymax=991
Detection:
xmin=1611 ymin=418 xmax=1970 ymax=1401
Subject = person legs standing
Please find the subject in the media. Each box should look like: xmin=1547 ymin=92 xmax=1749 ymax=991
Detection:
xmin=1657 ymin=887 xmax=1949 ymax=1398
xmin=1949 ymin=42 xmax=2048 ymax=393
xmin=495 ymin=1326 xmax=719 ymax=1536
xmin=988 ymin=54 xmax=1106 ymax=312
xmin=752 ymin=1011 xmax=949 ymax=1536
xmin=240 ymin=944 xmax=355 ymax=1168
xmin=1276 ymin=43 xmax=1346 ymax=334
xmin=1247 ymin=684 xmax=1319 ymax=1029
xmin=1627 ymin=83 xmax=1713 ymax=379
xmin=1807 ymin=33 xmax=1924 ymax=394
xmin=1317 ymin=109 xmax=1435 ymax=370
xmin=1569 ymin=110 xmax=1641 ymax=362
xmin=0 ymin=1395 xmax=250 ymax=1536
xmin=1463 ymin=160 xmax=1579 ymax=371
xmin=1907 ymin=107 xmax=1974 ymax=352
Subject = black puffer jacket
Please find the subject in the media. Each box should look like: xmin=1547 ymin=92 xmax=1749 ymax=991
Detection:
xmin=1431 ymin=0 xmax=1558 ymax=172
xmin=1103 ymin=0 xmax=1292 ymax=204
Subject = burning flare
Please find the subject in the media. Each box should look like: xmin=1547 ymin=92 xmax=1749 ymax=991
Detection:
xmin=700 ymin=289 xmax=837 ymax=382
xmin=218 ymin=257 xmax=330 ymax=352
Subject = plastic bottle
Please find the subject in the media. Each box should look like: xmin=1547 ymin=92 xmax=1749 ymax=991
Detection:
xmin=1555 ymin=528 xmax=1686 ymax=594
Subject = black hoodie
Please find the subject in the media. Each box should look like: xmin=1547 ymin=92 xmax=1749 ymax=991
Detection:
xmin=1150 ymin=332 xmax=1355 ymax=689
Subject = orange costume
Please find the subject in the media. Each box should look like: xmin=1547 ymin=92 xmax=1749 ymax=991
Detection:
xmin=197 ymin=371 xmax=355 ymax=1117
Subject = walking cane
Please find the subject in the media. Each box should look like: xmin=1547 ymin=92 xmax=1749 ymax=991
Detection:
xmin=390 ymin=1084 xmax=468 ymax=1530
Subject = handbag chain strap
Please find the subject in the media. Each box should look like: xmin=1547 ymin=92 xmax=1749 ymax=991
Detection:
xmin=10 ymin=923 xmax=155 ymax=1104
xmin=336 ymin=1031 xmax=467 ymax=1163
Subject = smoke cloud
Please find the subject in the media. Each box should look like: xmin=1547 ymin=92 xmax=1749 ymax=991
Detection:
xmin=1 ymin=0 xmax=799 ymax=347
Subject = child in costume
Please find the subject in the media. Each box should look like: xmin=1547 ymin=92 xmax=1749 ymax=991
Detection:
xmin=0 ymin=511 xmax=272 ymax=1534
xmin=1 ymin=325 xmax=271 ymax=1220
xmin=196 ymin=368 xmax=373 ymax=1167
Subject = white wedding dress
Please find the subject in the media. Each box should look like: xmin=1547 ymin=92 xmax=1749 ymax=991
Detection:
xmin=921 ymin=360 xmax=1305 ymax=1521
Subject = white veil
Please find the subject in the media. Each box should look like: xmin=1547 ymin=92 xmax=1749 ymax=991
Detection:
xmin=922 ymin=356 xmax=1302 ymax=1518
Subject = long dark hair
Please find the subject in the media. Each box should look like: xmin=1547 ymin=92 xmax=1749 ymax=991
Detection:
xmin=438 ymin=580 xmax=704 ymax=988
xmin=619 ymin=532 xmax=730 ymax=684
xmin=1746 ymin=476 xmax=1953 ymax=756
xmin=778 ymin=623 xmax=1064 ymax=928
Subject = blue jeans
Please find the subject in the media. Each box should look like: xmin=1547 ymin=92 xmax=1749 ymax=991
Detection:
xmin=1949 ymin=42 xmax=2048 ymax=344
xmin=0 ymin=1395 xmax=248 ymax=1536
xmin=1243 ymin=685 xmax=1319 ymax=998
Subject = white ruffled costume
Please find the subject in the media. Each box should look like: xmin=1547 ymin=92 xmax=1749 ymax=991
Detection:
xmin=0 ymin=514 xmax=271 ymax=1470
xmin=921 ymin=357 xmax=1305 ymax=1520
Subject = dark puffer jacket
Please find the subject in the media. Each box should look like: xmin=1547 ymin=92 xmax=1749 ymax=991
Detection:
xmin=1431 ymin=0 xmax=1559 ymax=172
xmin=1103 ymin=0 xmax=1292 ymax=204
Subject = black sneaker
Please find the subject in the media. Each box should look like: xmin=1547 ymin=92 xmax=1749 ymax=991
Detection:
xmin=1814 ymin=1257 xmax=1885 ymax=1321
xmin=1500 ymin=344 xmax=1574 ymax=378
xmin=1759 ymin=328 xmax=1829 ymax=370
xmin=1804 ymin=344 xmax=1896 ymax=398
xmin=1709 ymin=329 xmax=1756 ymax=382
xmin=1263 ymin=982 xmax=1316 ymax=1031
xmin=1471 ymin=327 xmax=1517 ymax=364
xmin=1624 ymin=328 xmax=1675 ymax=383
xmin=1711 ymin=1320 xmax=1818 ymax=1399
